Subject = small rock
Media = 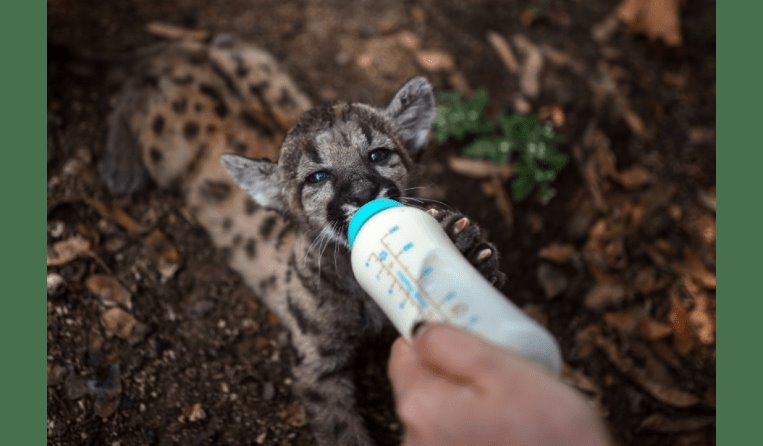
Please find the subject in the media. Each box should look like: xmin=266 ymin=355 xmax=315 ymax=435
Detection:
xmin=47 ymin=273 xmax=66 ymax=297
xmin=48 ymin=221 xmax=65 ymax=238
xmin=64 ymin=374 xmax=89 ymax=400
xmin=188 ymin=299 xmax=215 ymax=319
xmin=261 ymin=382 xmax=275 ymax=401
xmin=536 ymin=263 xmax=568 ymax=299
xmin=188 ymin=403 xmax=206 ymax=422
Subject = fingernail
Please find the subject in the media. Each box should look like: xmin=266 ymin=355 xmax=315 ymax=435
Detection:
xmin=411 ymin=320 xmax=428 ymax=338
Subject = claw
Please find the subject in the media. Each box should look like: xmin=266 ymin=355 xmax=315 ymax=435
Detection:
xmin=477 ymin=248 xmax=492 ymax=262
xmin=426 ymin=208 xmax=440 ymax=218
xmin=453 ymin=217 xmax=470 ymax=235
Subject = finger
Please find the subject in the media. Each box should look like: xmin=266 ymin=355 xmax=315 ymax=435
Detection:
xmin=388 ymin=337 xmax=429 ymax=400
xmin=412 ymin=323 xmax=503 ymax=384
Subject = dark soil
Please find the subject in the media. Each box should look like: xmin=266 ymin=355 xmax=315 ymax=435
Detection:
xmin=48 ymin=1 xmax=716 ymax=445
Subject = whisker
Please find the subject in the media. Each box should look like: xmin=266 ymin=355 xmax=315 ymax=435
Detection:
xmin=399 ymin=195 xmax=454 ymax=211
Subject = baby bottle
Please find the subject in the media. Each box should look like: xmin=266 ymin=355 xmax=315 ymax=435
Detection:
xmin=348 ymin=198 xmax=561 ymax=375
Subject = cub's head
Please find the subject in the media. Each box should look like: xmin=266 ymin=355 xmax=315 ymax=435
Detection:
xmin=222 ymin=77 xmax=435 ymax=246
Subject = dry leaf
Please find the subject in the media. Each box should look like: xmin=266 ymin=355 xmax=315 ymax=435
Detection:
xmin=617 ymin=0 xmax=683 ymax=47
xmin=585 ymin=281 xmax=627 ymax=310
xmin=596 ymin=335 xmax=700 ymax=407
xmin=670 ymin=287 xmax=695 ymax=355
xmin=639 ymin=413 xmax=714 ymax=433
xmin=537 ymin=263 xmax=568 ymax=299
xmin=604 ymin=308 xmax=672 ymax=340
xmin=562 ymin=364 xmax=609 ymax=418
xmin=682 ymin=279 xmax=715 ymax=345
xmin=100 ymin=308 xmax=147 ymax=344
xmin=683 ymin=250 xmax=716 ymax=290
xmin=145 ymin=22 xmax=210 ymax=41
xmin=83 ymin=198 xmax=148 ymax=236
xmin=512 ymin=34 xmax=544 ymax=98
xmin=538 ymin=243 xmax=577 ymax=264
xmin=145 ymin=230 xmax=182 ymax=282
xmin=447 ymin=156 xmax=512 ymax=180
xmin=47 ymin=236 xmax=91 ymax=266
xmin=616 ymin=165 xmax=654 ymax=190
xmin=537 ymin=104 xmax=566 ymax=128
xmin=415 ymin=50 xmax=454 ymax=71
xmin=85 ymin=275 xmax=132 ymax=309
xmin=486 ymin=175 xmax=514 ymax=227
xmin=487 ymin=31 xmax=520 ymax=74
xmin=571 ymin=324 xmax=601 ymax=361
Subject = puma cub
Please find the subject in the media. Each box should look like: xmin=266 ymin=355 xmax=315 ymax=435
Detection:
xmin=101 ymin=35 xmax=505 ymax=445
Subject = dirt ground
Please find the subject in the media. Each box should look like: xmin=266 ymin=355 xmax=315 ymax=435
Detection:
xmin=47 ymin=1 xmax=716 ymax=444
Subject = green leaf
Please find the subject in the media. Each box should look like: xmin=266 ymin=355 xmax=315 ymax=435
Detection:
xmin=511 ymin=166 xmax=536 ymax=202
xmin=434 ymin=89 xmax=567 ymax=205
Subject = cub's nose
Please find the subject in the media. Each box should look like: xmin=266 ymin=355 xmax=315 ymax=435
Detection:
xmin=344 ymin=176 xmax=379 ymax=206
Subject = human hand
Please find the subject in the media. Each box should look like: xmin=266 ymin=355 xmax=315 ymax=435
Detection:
xmin=388 ymin=323 xmax=609 ymax=446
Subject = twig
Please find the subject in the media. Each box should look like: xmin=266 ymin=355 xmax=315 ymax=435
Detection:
xmin=487 ymin=32 xmax=520 ymax=75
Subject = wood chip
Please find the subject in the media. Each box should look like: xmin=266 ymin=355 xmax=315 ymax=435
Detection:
xmin=585 ymin=281 xmax=627 ymax=310
xmin=145 ymin=230 xmax=182 ymax=282
xmin=615 ymin=165 xmax=654 ymax=190
xmin=85 ymin=275 xmax=132 ymax=309
xmin=47 ymin=236 xmax=91 ymax=266
xmin=669 ymin=286 xmax=695 ymax=355
xmin=639 ymin=413 xmax=714 ymax=433
xmin=83 ymin=198 xmax=148 ymax=236
xmin=683 ymin=279 xmax=715 ymax=345
xmin=415 ymin=50 xmax=455 ymax=71
xmin=447 ymin=156 xmax=512 ymax=180
xmin=512 ymin=34 xmax=544 ymax=98
xmin=596 ymin=335 xmax=700 ymax=407
xmin=100 ymin=308 xmax=147 ymax=344
xmin=487 ymin=31 xmax=520 ymax=74
xmin=538 ymin=243 xmax=577 ymax=264
xmin=604 ymin=308 xmax=672 ymax=340
xmin=145 ymin=21 xmax=210 ymax=41
xmin=488 ymin=175 xmax=514 ymax=228
xmin=571 ymin=324 xmax=601 ymax=361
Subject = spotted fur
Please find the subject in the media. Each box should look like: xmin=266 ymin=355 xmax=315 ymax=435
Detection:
xmin=101 ymin=35 xmax=504 ymax=445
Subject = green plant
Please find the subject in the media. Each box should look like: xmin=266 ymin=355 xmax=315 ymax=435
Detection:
xmin=434 ymin=88 xmax=568 ymax=204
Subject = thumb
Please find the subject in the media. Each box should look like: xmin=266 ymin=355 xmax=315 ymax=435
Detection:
xmin=411 ymin=323 xmax=504 ymax=384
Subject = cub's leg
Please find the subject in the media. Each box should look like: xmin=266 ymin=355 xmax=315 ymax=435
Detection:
xmin=426 ymin=208 xmax=507 ymax=287
xmin=289 ymin=331 xmax=374 ymax=446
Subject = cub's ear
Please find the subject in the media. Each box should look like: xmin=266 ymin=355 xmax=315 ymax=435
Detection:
xmin=221 ymin=154 xmax=286 ymax=212
xmin=386 ymin=77 xmax=436 ymax=156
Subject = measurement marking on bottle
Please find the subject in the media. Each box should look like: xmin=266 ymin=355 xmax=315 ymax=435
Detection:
xmin=364 ymin=231 xmax=455 ymax=321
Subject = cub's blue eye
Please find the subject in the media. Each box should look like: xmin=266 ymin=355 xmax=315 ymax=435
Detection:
xmin=306 ymin=171 xmax=331 ymax=184
xmin=368 ymin=148 xmax=392 ymax=163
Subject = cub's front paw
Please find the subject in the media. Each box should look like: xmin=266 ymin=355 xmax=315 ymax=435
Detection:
xmin=426 ymin=208 xmax=507 ymax=287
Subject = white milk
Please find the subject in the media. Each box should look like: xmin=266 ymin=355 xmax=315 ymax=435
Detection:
xmin=348 ymin=199 xmax=561 ymax=375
